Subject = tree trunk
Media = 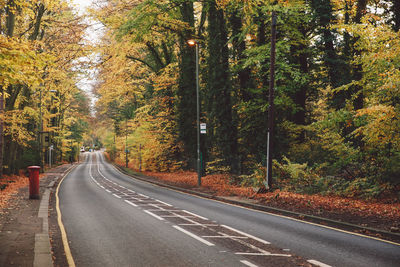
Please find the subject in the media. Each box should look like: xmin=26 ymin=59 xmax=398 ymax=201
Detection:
xmin=177 ymin=1 xmax=197 ymax=167
xmin=207 ymin=0 xmax=239 ymax=173
xmin=392 ymin=0 xmax=400 ymax=31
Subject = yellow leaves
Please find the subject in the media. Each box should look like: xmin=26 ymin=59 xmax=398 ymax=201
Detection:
xmin=0 ymin=35 xmax=47 ymax=87
xmin=354 ymin=105 xmax=400 ymax=150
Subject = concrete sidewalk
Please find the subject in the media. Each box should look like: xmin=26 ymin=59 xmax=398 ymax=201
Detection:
xmin=0 ymin=164 xmax=74 ymax=267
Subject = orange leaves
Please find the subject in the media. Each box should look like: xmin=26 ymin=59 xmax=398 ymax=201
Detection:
xmin=139 ymin=170 xmax=400 ymax=223
xmin=0 ymin=175 xmax=29 ymax=210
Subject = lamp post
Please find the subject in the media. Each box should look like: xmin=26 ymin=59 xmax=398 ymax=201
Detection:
xmin=266 ymin=11 xmax=277 ymax=190
xmin=39 ymin=89 xmax=43 ymax=171
xmin=187 ymin=39 xmax=201 ymax=186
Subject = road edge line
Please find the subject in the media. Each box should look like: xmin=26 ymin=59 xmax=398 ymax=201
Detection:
xmin=56 ymin=166 xmax=76 ymax=267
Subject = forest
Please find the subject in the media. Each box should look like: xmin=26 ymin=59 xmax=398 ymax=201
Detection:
xmin=1 ymin=0 xmax=399 ymax=201
xmin=92 ymin=0 xmax=400 ymax=200
xmin=0 ymin=0 xmax=91 ymax=177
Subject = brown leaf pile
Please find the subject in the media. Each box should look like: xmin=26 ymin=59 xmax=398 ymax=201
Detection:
xmin=0 ymin=175 xmax=29 ymax=210
xmin=0 ymin=172 xmax=45 ymax=211
xmin=143 ymin=171 xmax=400 ymax=222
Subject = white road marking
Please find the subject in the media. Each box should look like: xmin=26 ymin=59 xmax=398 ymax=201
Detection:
xmin=138 ymin=193 xmax=149 ymax=198
xmin=236 ymin=252 xmax=291 ymax=257
xmin=202 ymin=235 xmax=248 ymax=239
xmin=173 ymin=225 xmax=215 ymax=246
xmin=178 ymin=224 xmax=219 ymax=227
xmin=221 ymin=225 xmax=271 ymax=245
xmin=113 ymin=194 xmax=121 ymax=199
xmin=144 ymin=210 xmax=165 ymax=221
xmin=240 ymin=260 xmax=259 ymax=267
xmin=105 ymin=189 xmax=111 ymax=193
xmin=307 ymin=259 xmax=332 ymax=267
xmin=124 ymin=200 xmax=138 ymax=207
xmin=155 ymin=199 xmax=173 ymax=206
xmin=182 ymin=210 xmax=208 ymax=220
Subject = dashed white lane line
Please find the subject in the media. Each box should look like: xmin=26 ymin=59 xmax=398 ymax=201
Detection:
xmin=307 ymin=259 xmax=332 ymax=267
xmin=144 ymin=210 xmax=165 ymax=221
xmin=240 ymin=260 xmax=258 ymax=267
xmin=124 ymin=200 xmax=138 ymax=207
xmin=221 ymin=225 xmax=271 ymax=245
xmin=173 ymin=225 xmax=215 ymax=246
xmin=105 ymin=189 xmax=111 ymax=193
xmin=113 ymin=194 xmax=121 ymax=199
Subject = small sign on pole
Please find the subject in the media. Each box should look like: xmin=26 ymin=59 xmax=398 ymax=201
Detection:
xmin=200 ymin=123 xmax=207 ymax=134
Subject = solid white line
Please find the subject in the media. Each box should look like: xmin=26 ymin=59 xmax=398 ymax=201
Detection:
xmin=125 ymin=200 xmax=138 ymax=207
xmin=178 ymin=224 xmax=219 ymax=227
xmin=240 ymin=260 xmax=258 ymax=267
xmin=236 ymin=252 xmax=290 ymax=257
xmin=307 ymin=259 xmax=332 ymax=267
xmin=173 ymin=225 xmax=215 ymax=246
xmin=144 ymin=210 xmax=165 ymax=221
xmin=113 ymin=194 xmax=121 ymax=199
xmin=202 ymin=235 xmax=247 ymax=239
xmin=182 ymin=210 xmax=208 ymax=220
xmin=155 ymin=199 xmax=173 ymax=206
xmin=221 ymin=225 xmax=271 ymax=245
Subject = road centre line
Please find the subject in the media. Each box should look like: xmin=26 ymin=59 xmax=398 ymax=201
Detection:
xmin=307 ymin=259 xmax=332 ymax=267
xmin=173 ymin=225 xmax=215 ymax=246
xmin=144 ymin=210 xmax=165 ymax=221
xmin=240 ymin=260 xmax=259 ymax=267
xmin=221 ymin=225 xmax=271 ymax=245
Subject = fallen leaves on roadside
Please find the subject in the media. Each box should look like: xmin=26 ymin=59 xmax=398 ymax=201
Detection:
xmin=142 ymin=170 xmax=400 ymax=225
xmin=0 ymin=173 xmax=45 ymax=210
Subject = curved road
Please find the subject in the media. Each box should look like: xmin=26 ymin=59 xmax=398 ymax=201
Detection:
xmin=58 ymin=152 xmax=400 ymax=267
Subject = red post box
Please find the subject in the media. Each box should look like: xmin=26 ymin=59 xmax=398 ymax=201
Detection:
xmin=27 ymin=166 xmax=41 ymax=199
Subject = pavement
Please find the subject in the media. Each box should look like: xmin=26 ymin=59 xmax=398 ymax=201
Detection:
xmin=0 ymin=164 xmax=74 ymax=267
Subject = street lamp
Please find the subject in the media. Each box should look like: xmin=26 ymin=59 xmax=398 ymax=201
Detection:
xmin=187 ymin=39 xmax=201 ymax=186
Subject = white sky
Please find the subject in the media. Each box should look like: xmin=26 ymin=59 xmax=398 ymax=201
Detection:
xmin=70 ymin=0 xmax=104 ymax=114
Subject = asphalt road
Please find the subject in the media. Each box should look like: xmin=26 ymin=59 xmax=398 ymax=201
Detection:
xmin=58 ymin=152 xmax=400 ymax=267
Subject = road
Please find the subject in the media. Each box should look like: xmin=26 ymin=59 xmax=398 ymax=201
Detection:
xmin=58 ymin=151 xmax=400 ymax=267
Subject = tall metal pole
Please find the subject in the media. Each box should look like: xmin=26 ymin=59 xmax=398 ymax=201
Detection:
xmin=125 ymin=119 xmax=128 ymax=168
xmin=39 ymin=89 xmax=43 ymax=171
xmin=0 ymin=87 xmax=4 ymax=178
xmin=196 ymin=43 xmax=201 ymax=187
xmin=266 ymin=11 xmax=277 ymax=189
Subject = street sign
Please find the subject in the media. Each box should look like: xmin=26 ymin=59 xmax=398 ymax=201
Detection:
xmin=200 ymin=123 xmax=206 ymax=134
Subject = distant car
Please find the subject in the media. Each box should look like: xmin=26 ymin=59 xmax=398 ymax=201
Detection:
xmin=80 ymin=147 xmax=85 ymax=152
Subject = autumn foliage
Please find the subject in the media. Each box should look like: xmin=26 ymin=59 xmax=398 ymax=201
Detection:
xmin=0 ymin=174 xmax=29 ymax=210
xmin=140 ymin=170 xmax=400 ymax=231
xmin=92 ymin=0 xmax=400 ymax=201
